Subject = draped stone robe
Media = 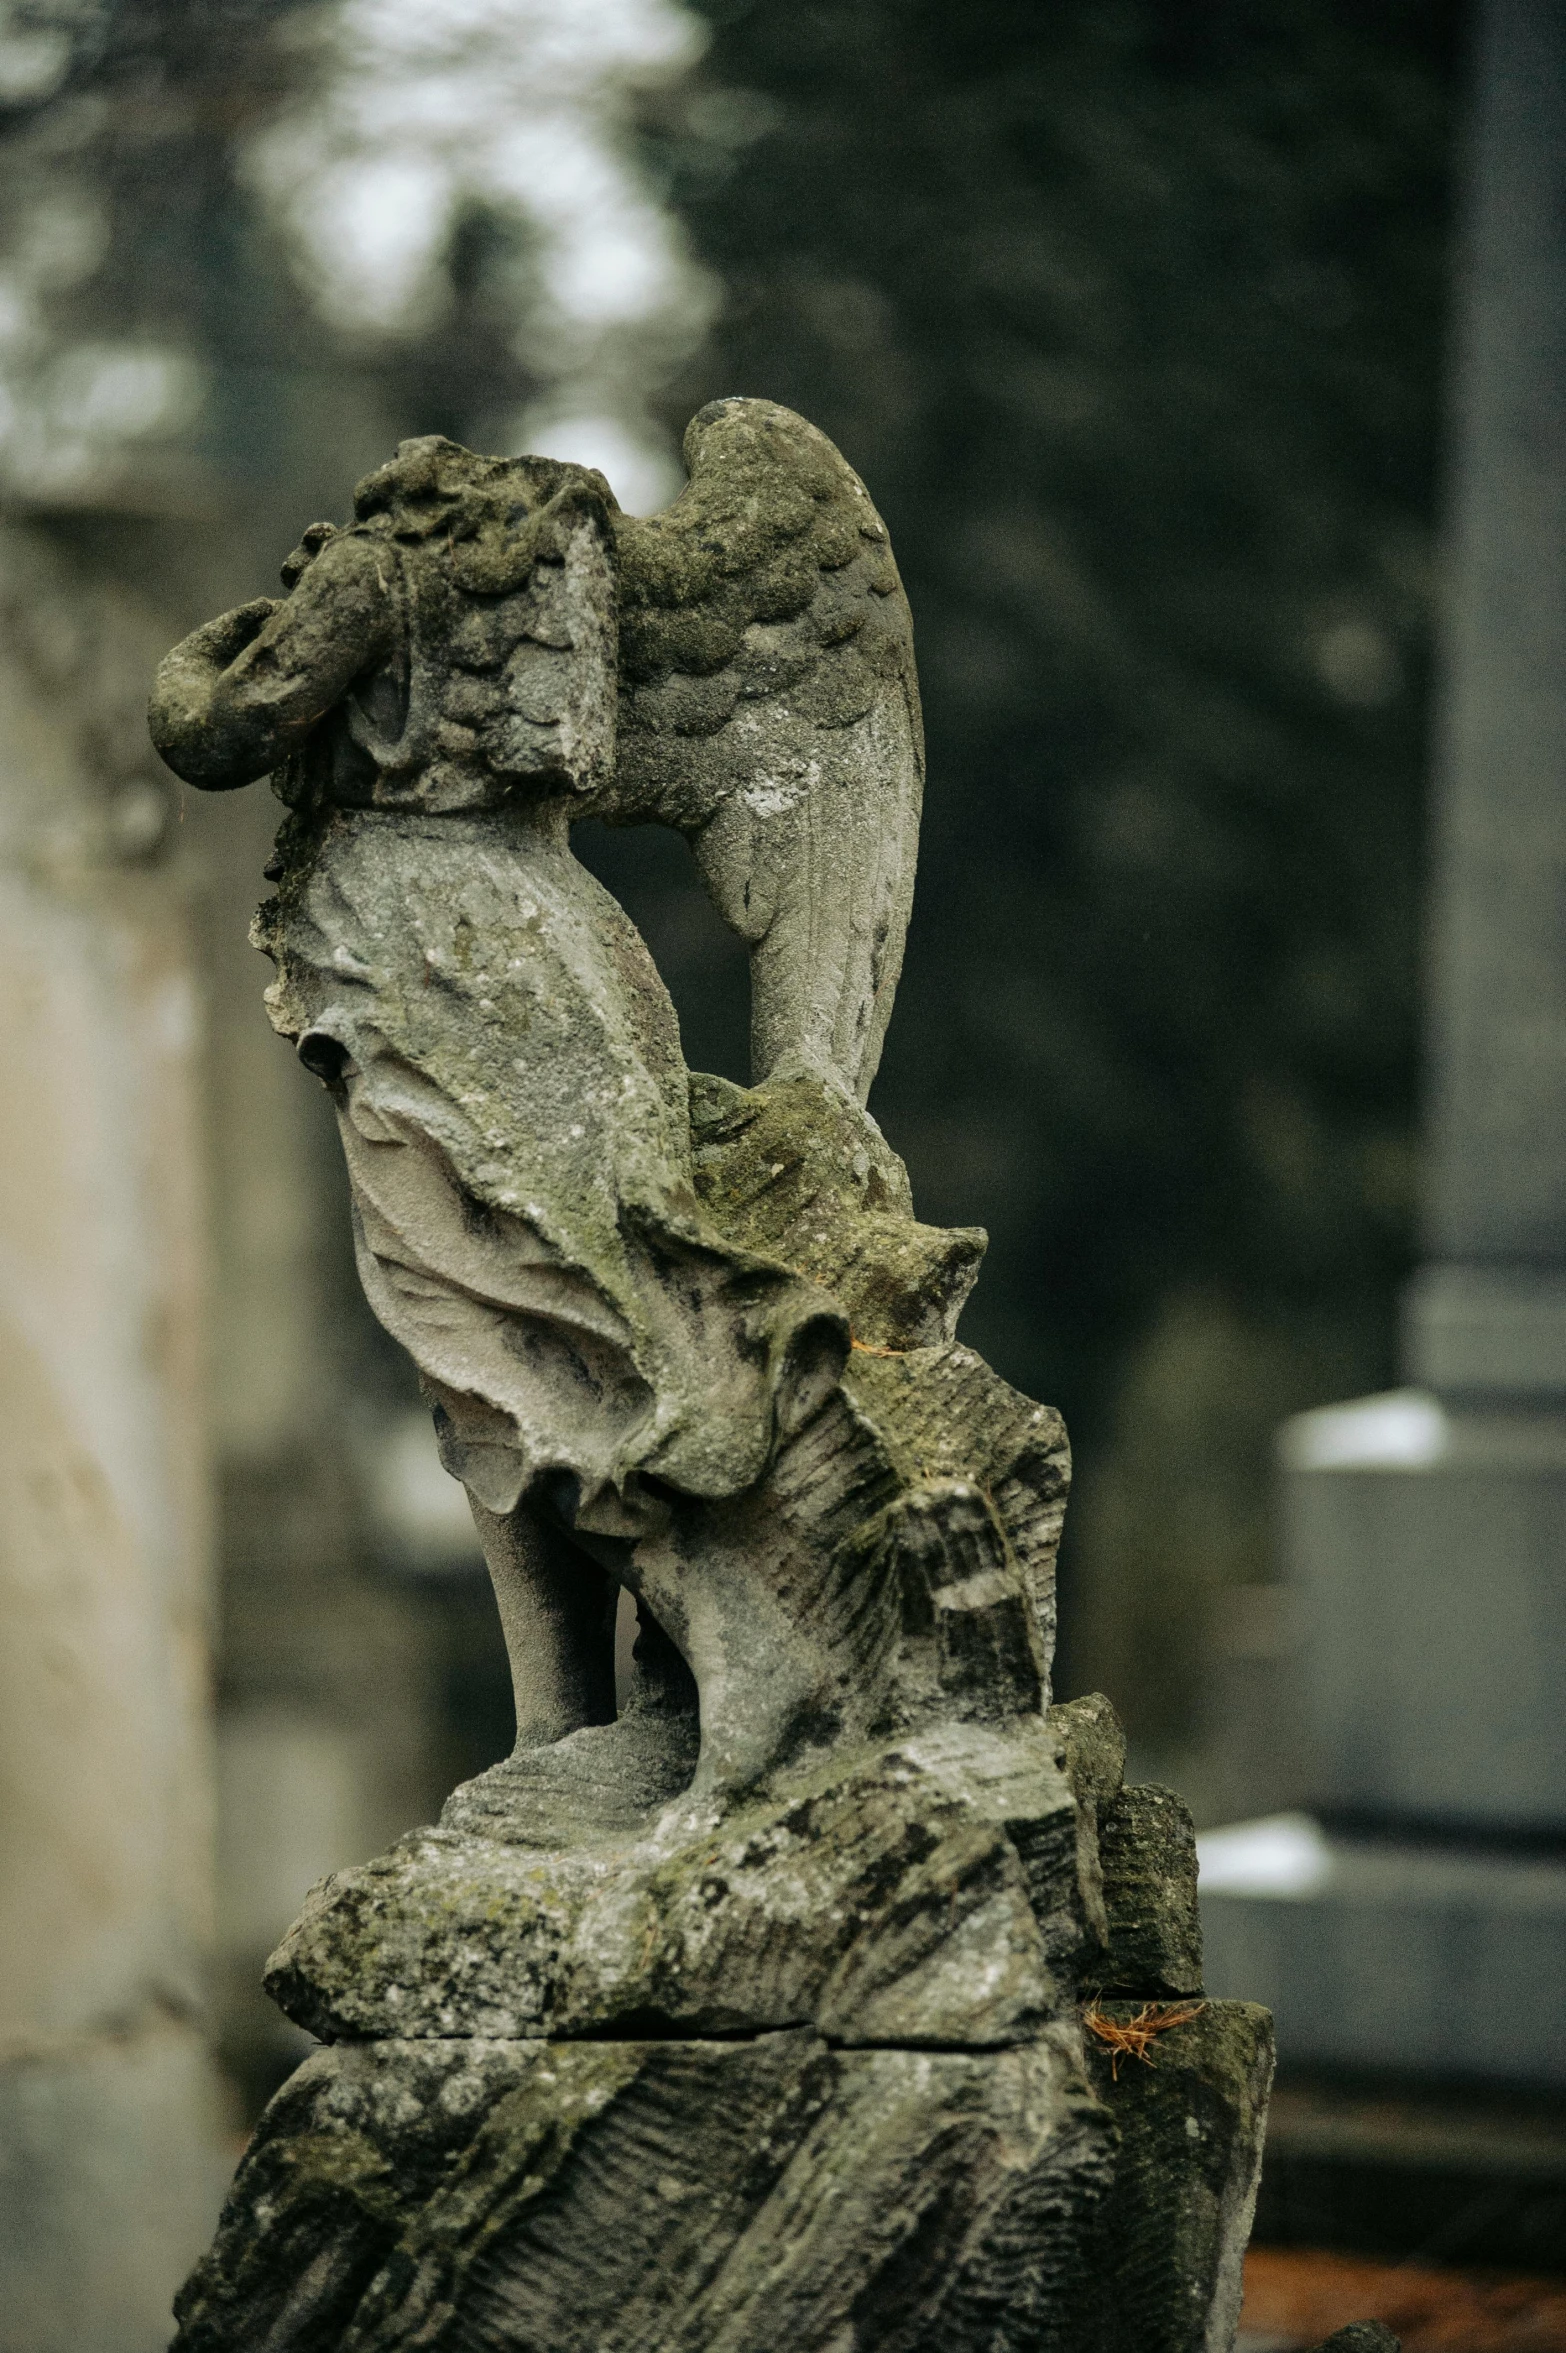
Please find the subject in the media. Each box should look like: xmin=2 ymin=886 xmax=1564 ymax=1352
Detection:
xmin=151 ymin=463 xmax=847 ymax=1544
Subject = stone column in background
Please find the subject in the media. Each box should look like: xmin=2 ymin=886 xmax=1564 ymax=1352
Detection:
xmin=0 ymin=525 xmax=227 ymax=2353
xmin=1200 ymin=0 xmax=1566 ymax=2086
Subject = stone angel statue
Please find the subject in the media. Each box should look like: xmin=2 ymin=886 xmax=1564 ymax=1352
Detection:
xmin=151 ymin=398 xmax=958 ymax=1806
xmin=157 ymin=402 xmax=1278 ymax=2353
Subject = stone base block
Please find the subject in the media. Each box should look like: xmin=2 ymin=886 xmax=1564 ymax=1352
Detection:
xmin=1200 ymin=1814 xmax=1566 ymax=2085
xmin=263 ymin=1721 xmax=1087 ymax=2049
xmin=172 ymin=2005 xmax=1273 ymax=2352
xmin=1074 ymin=2001 xmax=1274 ymax=2353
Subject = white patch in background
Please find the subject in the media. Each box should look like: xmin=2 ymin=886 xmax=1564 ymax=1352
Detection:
xmin=363 ymin=1405 xmax=484 ymax=1571
xmin=1312 ymin=614 xmax=1403 ymax=707
xmin=1279 ymin=1388 xmax=1448 ymax=1472
xmin=0 ymin=175 xmax=197 ymax=496
xmin=0 ymin=5 xmax=70 ymax=104
xmin=0 ymin=0 xmax=711 ymax=507
xmin=245 ymin=0 xmax=715 ymax=506
xmin=1197 ymin=1812 xmax=1334 ymax=1900
xmin=520 ymin=409 xmax=684 ymax=515
xmin=43 ymin=342 xmax=206 ymax=442
xmin=291 ymin=150 xmax=458 ymax=334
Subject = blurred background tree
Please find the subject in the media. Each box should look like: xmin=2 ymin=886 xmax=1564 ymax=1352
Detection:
xmin=610 ymin=0 xmax=1465 ymax=1804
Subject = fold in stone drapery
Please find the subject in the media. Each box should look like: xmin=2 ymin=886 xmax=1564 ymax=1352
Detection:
xmin=256 ymin=806 xmax=847 ymax=1535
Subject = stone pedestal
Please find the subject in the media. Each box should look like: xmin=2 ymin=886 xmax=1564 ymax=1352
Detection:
xmin=1200 ymin=0 xmax=1566 ymax=2089
xmin=1283 ymin=1395 xmax=1565 ymax=1833
xmin=1200 ymin=1799 xmax=1566 ymax=2089
xmin=172 ymin=2015 xmax=1275 ymax=2353
xmin=173 ymin=1700 xmax=1273 ymax=2353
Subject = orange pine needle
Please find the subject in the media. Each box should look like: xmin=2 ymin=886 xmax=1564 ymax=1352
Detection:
xmin=1082 ymin=1998 xmax=1207 ymax=2080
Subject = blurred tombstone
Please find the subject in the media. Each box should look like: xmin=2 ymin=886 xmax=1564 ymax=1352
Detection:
xmin=1201 ymin=0 xmax=1566 ymax=2089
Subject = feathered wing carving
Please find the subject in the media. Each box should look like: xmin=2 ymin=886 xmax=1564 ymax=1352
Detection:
xmin=149 ymin=405 xmax=920 ymax=1104
xmin=593 ymin=399 xmax=924 ymax=1105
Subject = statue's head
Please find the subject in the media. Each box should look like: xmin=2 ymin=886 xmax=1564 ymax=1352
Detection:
xmin=349 ymin=435 xmax=619 ymax=543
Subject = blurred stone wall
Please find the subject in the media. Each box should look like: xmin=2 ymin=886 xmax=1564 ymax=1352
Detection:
xmin=0 ymin=519 xmax=228 ymax=2353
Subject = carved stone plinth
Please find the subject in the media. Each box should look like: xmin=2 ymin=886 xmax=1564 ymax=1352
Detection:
xmin=174 ymin=1696 xmax=1272 ymax=2352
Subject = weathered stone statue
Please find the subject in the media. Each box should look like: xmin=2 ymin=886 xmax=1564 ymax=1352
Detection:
xmin=151 ymin=400 xmax=1276 ymax=2352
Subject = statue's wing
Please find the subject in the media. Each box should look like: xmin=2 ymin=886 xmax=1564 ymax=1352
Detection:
xmin=604 ymin=399 xmax=923 ymax=1105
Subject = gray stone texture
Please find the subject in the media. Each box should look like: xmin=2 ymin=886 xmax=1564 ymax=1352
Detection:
xmin=172 ymin=2032 xmax=1115 ymax=2353
xmin=265 ymin=1721 xmax=1085 ymax=2048
xmin=176 ymin=1969 xmax=1272 ymax=2352
xmin=171 ymin=1722 xmax=1274 ymax=2349
xmin=1095 ymin=1783 xmax=1204 ymax=1998
xmin=1071 ymin=2003 xmax=1274 ymax=2353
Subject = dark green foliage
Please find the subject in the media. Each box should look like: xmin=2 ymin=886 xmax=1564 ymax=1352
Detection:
xmin=639 ymin=0 xmax=1462 ymax=1743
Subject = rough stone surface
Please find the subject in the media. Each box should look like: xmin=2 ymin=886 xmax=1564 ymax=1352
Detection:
xmin=172 ymin=2004 xmax=1275 ymax=2353
xmin=153 ymin=403 xmax=1271 ymax=2349
xmin=265 ymin=1722 xmax=1086 ymax=2046
xmin=172 ymin=2031 xmax=1113 ymax=2353
xmin=1070 ymin=2002 xmax=1274 ymax=2353
xmin=1047 ymin=1692 xmax=1128 ymax=1952
xmin=1095 ymin=1781 xmax=1204 ymax=1997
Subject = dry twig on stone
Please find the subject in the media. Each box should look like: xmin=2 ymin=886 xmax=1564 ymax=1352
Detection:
xmin=1082 ymin=1998 xmax=1207 ymax=2080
